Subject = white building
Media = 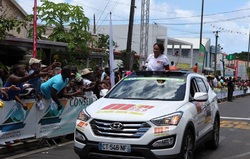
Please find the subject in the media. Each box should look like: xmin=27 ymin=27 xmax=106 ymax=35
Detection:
xmin=167 ymin=38 xmax=211 ymax=70
xmin=89 ymin=24 xmax=168 ymax=56
xmin=89 ymin=24 xmax=211 ymax=70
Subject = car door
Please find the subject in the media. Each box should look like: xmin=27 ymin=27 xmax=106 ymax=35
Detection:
xmin=193 ymin=77 xmax=212 ymax=138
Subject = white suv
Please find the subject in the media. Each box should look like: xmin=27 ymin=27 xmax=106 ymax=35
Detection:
xmin=74 ymin=71 xmax=220 ymax=159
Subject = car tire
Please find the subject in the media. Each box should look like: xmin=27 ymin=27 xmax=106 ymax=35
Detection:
xmin=205 ymin=116 xmax=220 ymax=150
xmin=179 ymin=129 xmax=194 ymax=159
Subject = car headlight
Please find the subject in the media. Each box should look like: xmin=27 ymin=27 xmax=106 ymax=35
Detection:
xmin=77 ymin=109 xmax=90 ymax=121
xmin=151 ymin=111 xmax=183 ymax=126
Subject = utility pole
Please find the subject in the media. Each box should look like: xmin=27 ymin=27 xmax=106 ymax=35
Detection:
xmin=126 ymin=0 xmax=135 ymax=70
xmin=214 ymin=31 xmax=219 ymax=74
xmin=139 ymin=0 xmax=150 ymax=67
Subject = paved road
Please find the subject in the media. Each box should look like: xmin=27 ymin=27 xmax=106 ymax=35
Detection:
xmin=3 ymin=96 xmax=250 ymax=159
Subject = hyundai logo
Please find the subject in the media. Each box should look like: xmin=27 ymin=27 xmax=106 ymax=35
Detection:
xmin=110 ymin=122 xmax=123 ymax=130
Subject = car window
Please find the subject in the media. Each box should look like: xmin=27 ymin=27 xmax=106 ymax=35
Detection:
xmin=190 ymin=78 xmax=198 ymax=97
xmin=106 ymin=77 xmax=186 ymax=101
xmin=195 ymin=77 xmax=208 ymax=93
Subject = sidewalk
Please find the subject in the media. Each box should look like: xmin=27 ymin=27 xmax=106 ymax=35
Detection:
xmin=0 ymin=135 xmax=73 ymax=159
xmin=0 ymin=138 xmax=39 ymax=158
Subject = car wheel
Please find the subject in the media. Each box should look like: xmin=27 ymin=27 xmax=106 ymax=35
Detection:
xmin=179 ymin=129 xmax=194 ymax=159
xmin=206 ymin=117 xmax=220 ymax=150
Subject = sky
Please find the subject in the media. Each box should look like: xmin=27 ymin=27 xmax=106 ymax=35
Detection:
xmin=16 ymin=0 xmax=250 ymax=54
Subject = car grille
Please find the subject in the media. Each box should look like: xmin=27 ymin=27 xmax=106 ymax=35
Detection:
xmin=90 ymin=119 xmax=151 ymax=138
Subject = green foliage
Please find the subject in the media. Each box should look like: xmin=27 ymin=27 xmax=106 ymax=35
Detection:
xmin=0 ymin=17 xmax=27 ymax=40
xmin=96 ymin=34 xmax=110 ymax=49
xmin=27 ymin=0 xmax=91 ymax=65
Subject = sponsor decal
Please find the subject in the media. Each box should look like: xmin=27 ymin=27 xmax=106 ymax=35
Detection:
xmin=77 ymin=121 xmax=88 ymax=127
xmin=76 ymin=121 xmax=88 ymax=131
xmin=0 ymin=102 xmax=34 ymax=132
xmin=97 ymin=104 xmax=154 ymax=115
xmin=38 ymin=99 xmax=68 ymax=125
xmin=154 ymin=126 xmax=169 ymax=136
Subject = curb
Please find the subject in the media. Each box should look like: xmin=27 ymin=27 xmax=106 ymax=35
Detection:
xmin=0 ymin=139 xmax=39 ymax=158
xmin=0 ymin=135 xmax=74 ymax=159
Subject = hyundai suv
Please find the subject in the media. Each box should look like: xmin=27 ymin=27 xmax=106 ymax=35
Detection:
xmin=74 ymin=71 xmax=220 ymax=159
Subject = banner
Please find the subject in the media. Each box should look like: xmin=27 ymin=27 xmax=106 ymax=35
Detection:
xmin=197 ymin=44 xmax=206 ymax=74
xmin=0 ymin=96 xmax=97 ymax=142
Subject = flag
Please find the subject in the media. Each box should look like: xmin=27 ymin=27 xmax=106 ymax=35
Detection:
xmin=109 ymin=12 xmax=115 ymax=87
xmin=33 ymin=0 xmax=37 ymax=58
xmin=197 ymin=44 xmax=206 ymax=74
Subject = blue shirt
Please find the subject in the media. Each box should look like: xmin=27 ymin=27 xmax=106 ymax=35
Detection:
xmin=27 ymin=69 xmax=42 ymax=98
xmin=0 ymin=81 xmax=23 ymax=101
xmin=40 ymin=74 xmax=69 ymax=99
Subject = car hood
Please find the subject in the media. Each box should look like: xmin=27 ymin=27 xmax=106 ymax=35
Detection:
xmin=86 ymin=98 xmax=186 ymax=121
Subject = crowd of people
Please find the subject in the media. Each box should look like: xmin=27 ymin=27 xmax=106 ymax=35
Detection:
xmin=0 ymin=57 xmax=129 ymax=146
xmin=206 ymin=74 xmax=250 ymax=101
xmin=0 ymin=58 xmax=128 ymax=111
xmin=0 ymin=42 xmax=250 ymax=147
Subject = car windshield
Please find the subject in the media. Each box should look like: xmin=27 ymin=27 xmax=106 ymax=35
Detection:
xmin=106 ymin=77 xmax=186 ymax=101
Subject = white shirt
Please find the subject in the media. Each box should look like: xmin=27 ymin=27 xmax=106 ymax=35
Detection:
xmin=82 ymin=78 xmax=94 ymax=98
xmin=145 ymin=54 xmax=169 ymax=71
xmin=213 ymin=78 xmax=218 ymax=87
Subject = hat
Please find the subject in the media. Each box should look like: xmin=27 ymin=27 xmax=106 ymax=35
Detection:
xmin=29 ymin=58 xmax=41 ymax=65
xmin=81 ymin=68 xmax=93 ymax=76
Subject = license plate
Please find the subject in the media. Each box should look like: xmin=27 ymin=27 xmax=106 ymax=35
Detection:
xmin=98 ymin=142 xmax=131 ymax=153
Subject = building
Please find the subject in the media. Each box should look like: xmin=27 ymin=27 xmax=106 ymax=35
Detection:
xmin=167 ymin=37 xmax=211 ymax=70
xmin=90 ymin=24 xmax=199 ymax=68
xmin=0 ymin=0 xmax=67 ymax=66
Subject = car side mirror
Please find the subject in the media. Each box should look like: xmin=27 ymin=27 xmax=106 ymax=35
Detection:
xmin=193 ymin=92 xmax=208 ymax=101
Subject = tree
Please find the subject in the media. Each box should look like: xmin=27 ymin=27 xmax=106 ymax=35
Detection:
xmin=27 ymin=0 xmax=92 ymax=65
xmin=0 ymin=14 xmax=26 ymax=40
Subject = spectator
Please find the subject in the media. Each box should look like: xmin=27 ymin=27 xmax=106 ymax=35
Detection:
xmin=92 ymin=66 xmax=103 ymax=99
xmin=63 ymin=78 xmax=85 ymax=98
xmin=40 ymin=65 xmax=72 ymax=110
xmin=193 ymin=63 xmax=198 ymax=73
xmin=0 ymin=85 xmax=21 ymax=99
xmin=227 ymin=76 xmax=234 ymax=102
xmin=0 ymin=68 xmax=4 ymax=88
xmin=71 ymin=66 xmax=83 ymax=83
xmin=27 ymin=58 xmax=61 ymax=98
xmin=101 ymin=67 xmax=109 ymax=81
xmin=213 ymin=75 xmax=219 ymax=88
xmin=169 ymin=61 xmax=179 ymax=71
xmin=0 ymin=64 xmax=40 ymax=109
xmin=99 ymin=75 xmax=111 ymax=90
xmin=81 ymin=68 xmax=96 ymax=98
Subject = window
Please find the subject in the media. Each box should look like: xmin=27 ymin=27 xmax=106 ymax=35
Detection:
xmin=195 ymin=78 xmax=208 ymax=93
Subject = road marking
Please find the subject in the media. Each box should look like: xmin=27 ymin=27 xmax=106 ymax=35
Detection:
xmin=220 ymin=117 xmax=250 ymax=130
xmin=221 ymin=116 xmax=250 ymax=121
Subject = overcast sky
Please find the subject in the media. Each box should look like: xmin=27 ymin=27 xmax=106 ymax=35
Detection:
xmin=16 ymin=0 xmax=250 ymax=54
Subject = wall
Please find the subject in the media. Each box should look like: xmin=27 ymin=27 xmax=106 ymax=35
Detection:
xmin=2 ymin=0 xmax=28 ymax=38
